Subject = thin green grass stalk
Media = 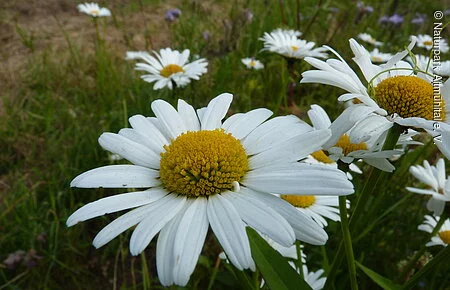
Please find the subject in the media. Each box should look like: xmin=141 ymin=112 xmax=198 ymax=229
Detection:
xmin=141 ymin=253 xmax=151 ymax=290
xmin=207 ymin=256 xmax=221 ymax=290
xmin=339 ymin=196 xmax=358 ymax=290
xmin=295 ymin=240 xmax=304 ymax=279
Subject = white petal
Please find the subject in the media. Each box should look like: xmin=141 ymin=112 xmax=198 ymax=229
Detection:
xmin=67 ymin=188 xmax=167 ymax=226
xmin=242 ymin=115 xmax=312 ymax=155
xmin=223 ymin=190 xmax=295 ymax=247
xmin=99 ymin=133 xmax=160 ymax=169
xmin=71 ymin=165 xmax=160 ymax=188
xmin=129 ymin=194 xmax=186 ymax=255
xmin=177 ymin=99 xmax=200 ymax=132
xmin=200 ymin=93 xmax=233 ymax=130
xmin=308 ymin=105 xmax=331 ymax=129
xmin=427 ymin=197 xmax=445 ymax=216
xmin=207 ymin=194 xmax=255 ymax=270
xmin=249 ymin=129 xmax=331 ymax=169
xmin=151 ymin=100 xmax=187 ymax=139
xmin=243 ymin=163 xmax=354 ymax=195
xmin=221 ymin=113 xmax=244 ymax=131
xmin=363 ymin=157 xmax=395 ymax=172
xmin=129 ymin=114 xmax=169 ymax=148
xmin=172 ymin=197 xmax=209 ymax=286
xmin=225 ymin=108 xmax=273 ymax=139
xmin=406 ymin=187 xmax=438 ymax=195
xmin=245 ymin=190 xmax=328 ymax=245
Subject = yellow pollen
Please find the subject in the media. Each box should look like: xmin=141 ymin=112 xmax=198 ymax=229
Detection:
xmin=281 ymin=195 xmax=316 ymax=208
xmin=160 ymin=64 xmax=185 ymax=78
xmin=159 ymin=129 xmax=248 ymax=197
xmin=90 ymin=10 xmax=100 ymax=15
xmin=423 ymin=40 xmax=433 ymax=46
xmin=375 ymin=76 xmax=446 ymax=120
xmin=334 ymin=134 xmax=368 ymax=155
xmin=249 ymin=60 xmax=256 ymax=67
xmin=291 ymin=45 xmax=299 ymax=51
xmin=311 ymin=150 xmax=334 ymax=164
xmin=438 ymin=230 xmax=450 ymax=244
xmin=371 ymin=56 xmax=382 ymax=62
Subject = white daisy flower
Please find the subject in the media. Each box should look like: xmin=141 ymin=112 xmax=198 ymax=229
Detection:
xmin=77 ymin=2 xmax=111 ymax=17
xmin=125 ymin=51 xmax=151 ymax=60
xmin=406 ymin=158 xmax=450 ymax=216
xmin=307 ymin=104 xmax=402 ymax=172
xmin=413 ymin=34 xmax=449 ymax=53
xmin=434 ymin=60 xmax=450 ymax=77
xmin=67 ymin=93 xmax=354 ymax=286
xmin=358 ymin=33 xmax=383 ymax=47
xmin=418 ymin=215 xmax=450 ymax=247
xmin=260 ymin=29 xmax=327 ymax=59
xmin=132 ymin=48 xmax=208 ymax=90
xmin=273 ymin=28 xmax=303 ymax=37
xmin=241 ymin=58 xmax=264 ymax=70
xmin=369 ymin=48 xmax=392 ymax=63
xmin=300 ymin=38 xmax=450 ymax=160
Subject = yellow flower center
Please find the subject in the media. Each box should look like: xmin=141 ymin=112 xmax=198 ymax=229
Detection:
xmin=334 ymin=134 xmax=368 ymax=155
xmin=374 ymin=76 xmax=446 ymax=120
xmin=291 ymin=45 xmax=299 ymax=51
xmin=159 ymin=129 xmax=248 ymax=197
xmin=90 ymin=10 xmax=100 ymax=15
xmin=438 ymin=230 xmax=450 ymax=244
xmin=423 ymin=40 xmax=433 ymax=46
xmin=249 ymin=60 xmax=256 ymax=67
xmin=160 ymin=64 xmax=185 ymax=78
xmin=311 ymin=150 xmax=335 ymax=164
xmin=281 ymin=195 xmax=316 ymax=208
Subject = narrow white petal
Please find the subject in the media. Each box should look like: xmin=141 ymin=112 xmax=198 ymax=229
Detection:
xmin=243 ymin=163 xmax=354 ymax=195
xmin=225 ymin=108 xmax=273 ymax=139
xmin=151 ymin=100 xmax=187 ymax=139
xmin=129 ymin=195 xmax=186 ymax=255
xmin=246 ymin=190 xmax=328 ymax=245
xmin=221 ymin=113 xmax=244 ymax=131
xmin=406 ymin=187 xmax=438 ymax=195
xmin=172 ymin=198 xmax=209 ymax=286
xmin=129 ymin=114 xmax=169 ymax=148
xmin=207 ymin=194 xmax=255 ymax=270
xmin=177 ymin=99 xmax=200 ymax=132
xmin=223 ymin=190 xmax=295 ymax=247
xmin=71 ymin=165 xmax=160 ymax=188
xmin=99 ymin=133 xmax=160 ymax=169
xmin=201 ymin=93 xmax=233 ymax=130
xmin=308 ymin=105 xmax=331 ymax=129
xmin=249 ymin=129 xmax=331 ymax=169
xmin=67 ymin=188 xmax=168 ymax=226
xmin=243 ymin=115 xmax=312 ymax=155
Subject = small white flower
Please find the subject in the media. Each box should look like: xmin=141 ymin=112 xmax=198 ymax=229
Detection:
xmin=413 ymin=34 xmax=449 ymax=53
xmin=241 ymin=58 xmax=264 ymax=70
xmin=406 ymin=158 xmax=450 ymax=216
xmin=358 ymin=33 xmax=382 ymax=47
xmin=369 ymin=48 xmax=392 ymax=63
xmin=132 ymin=48 xmax=208 ymax=90
xmin=418 ymin=215 xmax=450 ymax=247
xmin=67 ymin=93 xmax=354 ymax=286
xmin=260 ymin=29 xmax=327 ymax=59
xmin=303 ymin=265 xmax=327 ymax=290
xmin=77 ymin=2 xmax=111 ymax=17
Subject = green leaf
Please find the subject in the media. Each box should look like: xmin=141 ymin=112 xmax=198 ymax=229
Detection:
xmin=356 ymin=261 xmax=401 ymax=290
xmin=246 ymin=227 xmax=312 ymax=290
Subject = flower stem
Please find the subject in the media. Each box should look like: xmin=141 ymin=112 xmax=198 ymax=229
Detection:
xmin=339 ymin=196 xmax=358 ymax=290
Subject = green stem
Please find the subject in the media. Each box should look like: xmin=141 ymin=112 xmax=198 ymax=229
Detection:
xmin=325 ymin=124 xmax=403 ymax=288
xmin=295 ymin=240 xmax=304 ymax=279
xmin=339 ymin=196 xmax=358 ymax=290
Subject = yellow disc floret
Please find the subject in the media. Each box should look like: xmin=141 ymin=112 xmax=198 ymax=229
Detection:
xmin=159 ymin=129 xmax=248 ymax=197
xmin=160 ymin=64 xmax=185 ymax=78
xmin=439 ymin=230 xmax=450 ymax=244
xmin=281 ymin=195 xmax=316 ymax=208
xmin=374 ymin=76 xmax=441 ymax=120
xmin=311 ymin=150 xmax=335 ymax=164
xmin=291 ymin=45 xmax=299 ymax=51
xmin=334 ymin=134 xmax=368 ymax=156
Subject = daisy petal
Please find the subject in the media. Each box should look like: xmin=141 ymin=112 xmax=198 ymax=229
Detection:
xmin=225 ymin=108 xmax=273 ymax=139
xmin=200 ymin=93 xmax=233 ymax=130
xmin=71 ymin=165 xmax=160 ymax=188
xmin=151 ymin=100 xmax=187 ymax=139
xmin=66 ymin=188 xmax=168 ymax=226
xmin=207 ymin=193 xmax=255 ymax=270
xmin=129 ymin=194 xmax=186 ymax=255
xmin=177 ymin=99 xmax=200 ymax=132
